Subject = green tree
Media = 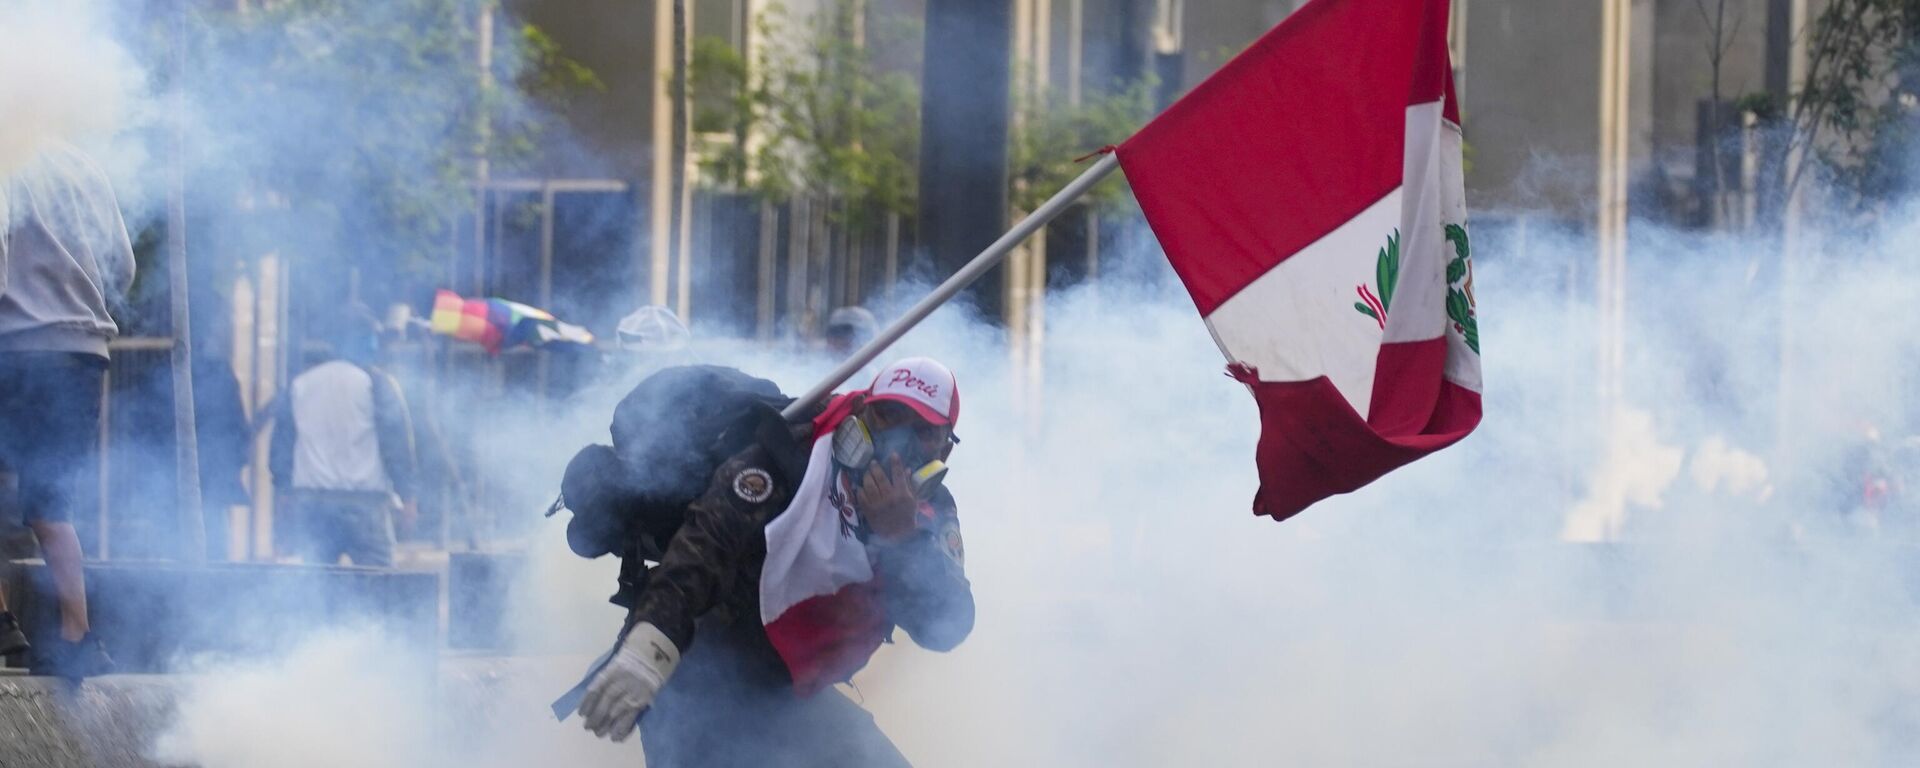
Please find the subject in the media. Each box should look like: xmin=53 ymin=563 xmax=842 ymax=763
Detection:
xmin=690 ymin=34 xmax=753 ymax=186
xmin=690 ymin=2 xmax=1153 ymax=223
xmin=746 ymin=0 xmax=921 ymax=225
xmin=170 ymin=0 xmax=595 ymax=280
xmin=1008 ymin=78 xmax=1155 ymax=213
xmin=1741 ymin=0 xmax=1920 ymax=223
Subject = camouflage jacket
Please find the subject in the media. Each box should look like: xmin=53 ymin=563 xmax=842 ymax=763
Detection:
xmin=626 ymin=411 xmax=975 ymax=687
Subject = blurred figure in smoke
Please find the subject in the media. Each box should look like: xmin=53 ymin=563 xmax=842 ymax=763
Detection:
xmin=820 ymin=307 xmax=882 ymax=388
xmin=266 ymin=310 xmax=418 ymax=567
xmin=109 ymin=338 xmax=253 ymax=560
xmin=0 ymin=143 xmax=130 ymax=679
xmin=1832 ymin=422 xmax=1901 ymax=537
xmin=192 ymin=354 xmax=252 ymax=561
xmin=577 ymin=357 xmax=974 ymax=767
xmin=824 ymin=306 xmax=879 ymax=358
xmin=617 ymin=305 xmax=690 ymax=356
xmin=375 ymin=304 xmax=468 ymax=548
xmin=605 ymin=304 xmax=692 ymax=389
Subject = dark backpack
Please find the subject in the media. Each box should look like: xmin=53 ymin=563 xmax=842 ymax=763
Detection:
xmin=554 ymin=365 xmax=791 ymax=605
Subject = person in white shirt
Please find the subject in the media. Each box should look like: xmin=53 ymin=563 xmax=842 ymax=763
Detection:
xmin=268 ymin=314 xmax=418 ymax=567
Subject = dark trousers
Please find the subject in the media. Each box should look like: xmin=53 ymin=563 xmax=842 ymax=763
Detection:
xmin=0 ymin=353 xmax=106 ymax=527
xmin=641 ymin=625 xmax=912 ymax=768
xmin=284 ymin=492 xmax=395 ymax=567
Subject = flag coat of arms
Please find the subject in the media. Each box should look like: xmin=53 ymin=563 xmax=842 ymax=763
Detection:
xmin=1116 ymin=0 xmax=1481 ymax=520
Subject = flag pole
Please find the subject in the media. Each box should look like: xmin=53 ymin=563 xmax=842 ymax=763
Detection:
xmin=782 ymin=153 xmax=1120 ymax=420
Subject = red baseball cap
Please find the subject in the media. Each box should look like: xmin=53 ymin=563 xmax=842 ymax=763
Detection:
xmin=866 ymin=357 xmax=959 ymax=427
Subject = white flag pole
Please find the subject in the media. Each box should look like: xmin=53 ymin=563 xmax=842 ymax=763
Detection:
xmin=781 ymin=152 xmax=1120 ymax=420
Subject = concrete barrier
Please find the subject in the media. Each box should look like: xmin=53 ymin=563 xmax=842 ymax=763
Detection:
xmin=0 ymin=658 xmax=614 ymax=768
xmin=1 ymin=561 xmax=438 ymax=673
xmin=0 ymin=673 xmax=179 ymax=768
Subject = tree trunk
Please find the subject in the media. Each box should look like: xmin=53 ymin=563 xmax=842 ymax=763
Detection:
xmin=918 ymin=0 xmax=1014 ymax=321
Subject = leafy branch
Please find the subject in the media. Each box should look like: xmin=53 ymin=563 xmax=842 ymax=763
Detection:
xmin=1008 ymin=77 xmax=1156 ymax=212
xmin=694 ymin=0 xmax=919 ymax=227
xmin=1741 ymin=0 xmax=1920 ymax=222
xmin=171 ymin=0 xmax=598 ymax=279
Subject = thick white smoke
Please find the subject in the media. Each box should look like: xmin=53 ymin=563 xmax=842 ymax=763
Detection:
xmin=8 ymin=1 xmax=1919 ymax=766
xmin=351 ymin=209 xmax=1913 ymax=767
xmin=151 ymin=630 xmax=440 ymax=768
xmin=837 ymin=224 xmax=1920 ymax=766
xmin=151 ymin=218 xmax=1920 ymax=768
xmin=0 ymin=1 xmax=149 ymax=198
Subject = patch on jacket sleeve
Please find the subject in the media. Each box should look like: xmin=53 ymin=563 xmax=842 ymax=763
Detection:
xmin=732 ymin=468 xmax=774 ymax=503
xmin=940 ymin=522 xmax=965 ymax=567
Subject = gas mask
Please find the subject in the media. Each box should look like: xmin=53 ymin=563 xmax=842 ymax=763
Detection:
xmin=830 ymin=415 xmax=948 ymax=496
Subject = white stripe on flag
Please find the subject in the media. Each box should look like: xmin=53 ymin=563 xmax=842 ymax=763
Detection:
xmin=1438 ymin=120 xmax=1482 ymax=393
xmin=760 ymin=437 xmax=874 ymax=624
xmin=1203 ymin=188 xmax=1401 ymax=418
xmin=1387 ymin=100 xmax=1451 ymax=347
xmin=1200 ymin=97 xmax=1481 ymax=419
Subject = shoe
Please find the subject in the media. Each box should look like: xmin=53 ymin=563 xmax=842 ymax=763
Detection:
xmin=33 ymin=632 xmax=114 ymax=681
xmin=0 ymin=612 xmax=28 ymax=656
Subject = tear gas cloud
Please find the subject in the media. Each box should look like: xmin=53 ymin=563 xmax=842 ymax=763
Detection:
xmin=848 ymin=223 xmax=1920 ymax=767
xmin=194 ymin=212 xmax=1916 ymax=767
xmin=166 ymin=177 xmax=1920 ymax=761
xmin=0 ymin=2 xmax=144 ymax=181
xmin=8 ymin=1 xmax=1920 ymax=766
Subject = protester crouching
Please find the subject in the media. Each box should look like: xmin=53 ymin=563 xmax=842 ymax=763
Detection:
xmin=566 ymin=357 xmax=974 ymax=767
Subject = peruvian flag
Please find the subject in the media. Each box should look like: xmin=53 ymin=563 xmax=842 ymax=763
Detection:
xmin=757 ymin=394 xmax=891 ymax=695
xmin=759 ymin=358 xmax=961 ymax=695
xmin=1116 ymin=0 xmax=1482 ymax=521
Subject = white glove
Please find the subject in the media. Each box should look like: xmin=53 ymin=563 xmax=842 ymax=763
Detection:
xmin=579 ymin=622 xmax=681 ymax=742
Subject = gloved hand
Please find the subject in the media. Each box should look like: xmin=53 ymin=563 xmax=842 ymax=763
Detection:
xmin=579 ymin=622 xmax=681 ymax=742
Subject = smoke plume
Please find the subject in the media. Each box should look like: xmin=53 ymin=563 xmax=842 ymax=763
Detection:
xmin=6 ymin=1 xmax=1920 ymax=767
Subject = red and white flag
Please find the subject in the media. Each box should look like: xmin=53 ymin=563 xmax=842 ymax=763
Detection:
xmin=757 ymin=394 xmax=888 ymax=695
xmin=1116 ymin=0 xmax=1481 ymax=521
xmin=760 ymin=358 xmax=961 ymax=694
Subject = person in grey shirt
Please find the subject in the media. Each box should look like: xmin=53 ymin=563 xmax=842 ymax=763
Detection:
xmin=0 ymin=143 xmax=133 ymax=680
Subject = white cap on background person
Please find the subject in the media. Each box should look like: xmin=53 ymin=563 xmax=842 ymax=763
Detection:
xmin=617 ymin=306 xmax=689 ymax=352
xmin=826 ymin=307 xmax=879 ymax=344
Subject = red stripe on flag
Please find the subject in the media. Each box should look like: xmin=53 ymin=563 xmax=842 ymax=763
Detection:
xmin=1410 ymin=0 xmax=1454 ymax=112
xmin=1367 ymin=336 xmax=1449 ymax=438
xmin=764 ymin=583 xmax=890 ymax=697
xmin=1241 ymin=341 xmax=1480 ymax=521
xmin=1117 ymin=0 xmax=1451 ymax=315
xmin=1118 ymin=0 xmax=1474 ymax=521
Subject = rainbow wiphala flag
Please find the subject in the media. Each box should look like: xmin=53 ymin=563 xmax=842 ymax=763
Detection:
xmin=428 ymin=290 xmax=595 ymax=354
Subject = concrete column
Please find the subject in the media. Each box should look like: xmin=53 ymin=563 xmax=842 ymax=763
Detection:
xmin=651 ymin=0 xmax=675 ymax=308
xmin=1008 ymin=0 xmax=1052 ymax=419
xmin=1764 ymin=0 xmax=1791 ymax=97
xmin=917 ymin=0 xmax=1013 ymax=320
xmin=1596 ymin=0 xmax=1633 ymax=412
